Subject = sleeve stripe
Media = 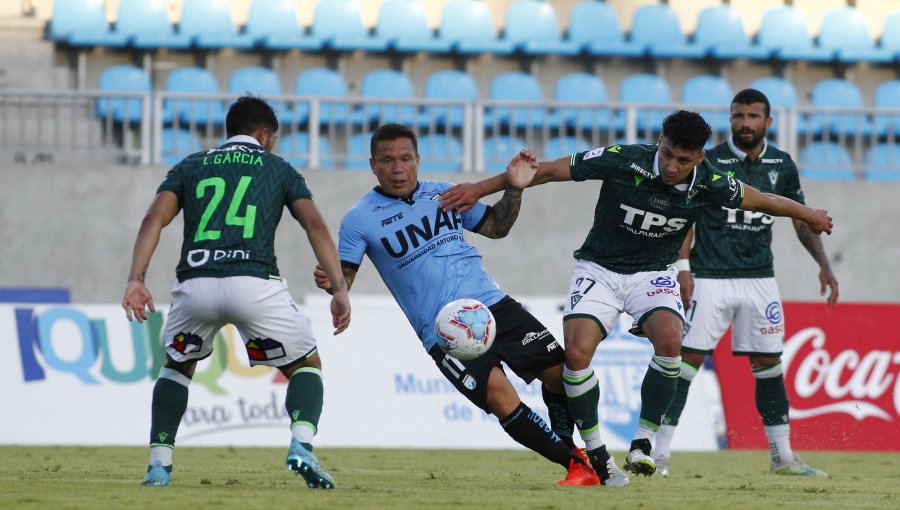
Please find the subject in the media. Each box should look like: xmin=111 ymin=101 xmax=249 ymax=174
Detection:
xmin=340 ymin=260 xmax=360 ymax=271
xmin=472 ymin=205 xmax=491 ymax=233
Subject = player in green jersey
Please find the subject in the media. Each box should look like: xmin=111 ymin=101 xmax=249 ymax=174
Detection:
xmin=122 ymin=96 xmax=350 ymax=489
xmin=438 ymin=110 xmax=833 ymax=479
xmin=653 ymin=89 xmax=839 ymax=478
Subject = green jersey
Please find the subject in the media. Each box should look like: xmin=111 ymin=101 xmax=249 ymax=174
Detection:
xmin=569 ymin=143 xmax=745 ymax=273
xmin=157 ymin=136 xmax=313 ymax=282
xmin=692 ymin=138 xmax=805 ymax=278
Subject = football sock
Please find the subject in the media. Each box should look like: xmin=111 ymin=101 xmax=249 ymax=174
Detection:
xmin=542 ymin=383 xmax=576 ymax=450
xmin=654 ymin=425 xmax=676 ymax=460
xmin=148 ymin=368 xmax=191 ymax=449
xmin=765 ymin=424 xmax=793 ymax=465
xmin=563 ymin=366 xmax=604 ymax=451
xmin=638 ymin=355 xmax=681 ymax=432
xmin=149 ymin=445 xmax=173 ymax=466
xmin=753 ymin=362 xmax=793 ymax=463
xmin=661 ymin=361 xmax=699 ymax=427
xmin=499 ymin=402 xmax=576 ymax=468
xmin=286 ymin=367 xmax=324 ymax=451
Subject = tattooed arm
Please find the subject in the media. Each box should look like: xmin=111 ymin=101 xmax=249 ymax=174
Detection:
xmin=792 ymin=218 xmax=839 ymax=306
xmin=475 ymin=150 xmax=537 ymax=239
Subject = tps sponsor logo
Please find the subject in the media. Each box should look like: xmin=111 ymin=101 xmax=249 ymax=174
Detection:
xmin=723 ymin=206 xmax=774 ymax=231
xmin=783 ymin=327 xmax=899 ymax=422
xmin=619 ymin=204 xmax=688 ymax=236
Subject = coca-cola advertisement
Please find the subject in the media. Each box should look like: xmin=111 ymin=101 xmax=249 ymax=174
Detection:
xmin=713 ymin=303 xmax=899 ymax=451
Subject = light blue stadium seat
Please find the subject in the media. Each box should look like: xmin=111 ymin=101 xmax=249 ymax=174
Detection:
xmin=748 ymin=76 xmax=798 ymax=136
xmin=482 ymin=135 xmax=526 ymax=172
xmin=615 ymin=74 xmax=673 ymax=133
xmin=756 ymin=7 xmax=833 ymax=62
xmin=692 ymin=5 xmax=770 ymax=60
xmin=880 ymin=12 xmax=900 ymax=60
xmin=179 ymin=0 xmax=253 ymax=49
xmin=95 ymin=65 xmax=151 ymax=123
xmin=420 ymin=69 xmax=478 ymax=129
xmin=344 ymin=132 xmax=372 ymax=170
xmin=436 ymin=0 xmax=514 ymax=54
xmin=355 ymin=70 xmax=416 ymax=126
xmin=485 ymin=72 xmax=544 ymax=129
xmin=804 ymin=79 xmax=872 ymax=138
xmin=49 ymin=0 xmax=127 ymax=46
xmin=162 ymin=67 xmax=225 ymax=126
xmin=544 ymin=136 xmax=591 ymax=159
xmin=864 ymin=143 xmax=900 ymax=181
xmin=293 ymin=68 xmax=349 ymax=126
xmin=629 ymin=4 xmax=706 ymax=59
xmin=116 ymin=0 xmax=190 ymax=49
xmin=228 ymin=67 xmax=290 ymax=121
xmin=300 ymin=0 xmax=388 ymax=52
xmin=818 ymin=8 xmax=892 ymax=63
xmin=552 ymin=72 xmax=611 ymax=131
xmin=503 ymin=0 xmax=579 ymax=56
xmin=682 ymin=75 xmax=734 ymax=133
xmin=873 ymin=80 xmax=900 ymax=138
xmin=279 ymin=132 xmax=334 ymax=169
xmin=568 ymin=1 xmax=644 ymax=57
xmin=798 ymin=142 xmax=854 ymax=180
xmin=418 ymin=134 xmax=463 ymax=171
xmin=377 ymin=0 xmax=452 ymax=53
xmin=244 ymin=0 xmax=308 ymax=50
xmin=161 ymin=128 xmax=203 ymax=166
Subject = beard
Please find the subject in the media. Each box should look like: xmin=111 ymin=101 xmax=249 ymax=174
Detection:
xmin=732 ymin=129 xmax=765 ymax=151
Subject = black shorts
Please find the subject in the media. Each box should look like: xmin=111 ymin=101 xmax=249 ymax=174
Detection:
xmin=428 ymin=296 xmax=564 ymax=413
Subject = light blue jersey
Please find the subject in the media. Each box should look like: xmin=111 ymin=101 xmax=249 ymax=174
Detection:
xmin=339 ymin=180 xmax=506 ymax=351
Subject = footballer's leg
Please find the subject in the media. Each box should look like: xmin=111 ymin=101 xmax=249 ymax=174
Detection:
xmin=143 ymin=357 xmax=196 ymax=486
xmin=538 ymin=366 xmax=577 ymax=450
xmin=654 ymin=352 xmax=704 ymax=477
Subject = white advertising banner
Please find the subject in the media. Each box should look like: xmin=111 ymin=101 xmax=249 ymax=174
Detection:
xmin=0 ymin=297 xmax=721 ymax=450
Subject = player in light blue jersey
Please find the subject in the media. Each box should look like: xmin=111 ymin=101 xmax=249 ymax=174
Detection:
xmin=315 ymin=124 xmax=629 ymax=487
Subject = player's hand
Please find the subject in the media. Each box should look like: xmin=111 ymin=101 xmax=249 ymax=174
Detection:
xmin=819 ymin=267 xmax=839 ymax=306
xmin=806 ymin=208 xmax=833 ymax=235
xmin=677 ymin=270 xmax=694 ymax=311
xmin=313 ymin=264 xmax=333 ymax=293
xmin=439 ymin=183 xmax=481 ymax=213
xmin=505 ymin=149 xmax=538 ymax=190
xmin=122 ymin=280 xmax=155 ymax=323
xmin=330 ymin=288 xmax=351 ymax=335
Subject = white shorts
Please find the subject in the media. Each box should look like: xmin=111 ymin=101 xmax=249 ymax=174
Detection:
xmin=681 ymin=277 xmax=784 ymax=356
xmin=163 ymin=276 xmax=317 ymax=367
xmin=563 ymin=259 xmax=685 ymax=338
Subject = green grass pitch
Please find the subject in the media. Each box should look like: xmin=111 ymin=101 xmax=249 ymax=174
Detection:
xmin=1 ymin=447 xmax=898 ymax=509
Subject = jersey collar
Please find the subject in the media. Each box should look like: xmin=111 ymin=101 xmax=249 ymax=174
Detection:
xmin=726 ymin=135 xmax=768 ymax=161
xmin=223 ymin=135 xmax=262 ymax=147
xmin=374 ymin=181 xmax=421 ymax=205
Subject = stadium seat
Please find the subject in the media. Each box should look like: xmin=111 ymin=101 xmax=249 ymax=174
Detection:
xmin=162 ymin=67 xmax=225 ymax=126
xmin=502 ymin=0 xmax=580 ymax=56
xmin=484 ymin=72 xmax=544 ymax=129
xmin=567 ymin=1 xmax=644 ymax=57
xmin=418 ymin=134 xmax=464 ymax=172
xmin=804 ymin=79 xmax=872 ymax=138
xmin=179 ymin=0 xmax=253 ymax=49
xmin=116 ymin=0 xmax=190 ymax=49
xmin=293 ymin=68 xmax=349 ymax=126
xmin=436 ymin=0 xmax=514 ymax=54
xmin=756 ymin=6 xmax=832 ymax=62
xmin=161 ymin=128 xmax=203 ymax=166
xmin=681 ymin=75 xmax=734 ymax=133
xmin=279 ymin=132 xmax=334 ymax=169
xmin=377 ymin=0 xmax=452 ymax=53
xmin=243 ymin=0 xmax=308 ymax=50
xmin=864 ymin=143 xmax=900 ymax=181
xmin=344 ymin=132 xmax=372 ymax=170
xmin=873 ymin=80 xmax=900 ymax=138
xmin=356 ymin=70 xmax=416 ymax=126
xmin=95 ymin=65 xmax=151 ymax=123
xmin=420 ymin=69 xmax=479 ymax=129
xmin=748 ymin=76 xmax=799 ymax=136
xmin=629 ymin=4 xmax=706 ymax=59
xmin=482 ymin=135 xmax=526 ymax=172
xmin=818 ymin=8 xmax=892 ymax=63
xmin=615 ymin=74 xmax=673 ymax=134
xmin=48 ymin=0 xmax=127 ymax=46
xmin=798 ymin=142 xmax=854 ymax=180
xmin=552 ymin=72 xmax=611 ymax=131
xmin=544 ymin=136 xmax=591 ymax=159
xmin=880 ymin=12 xmax=900 ymax=60
xmin=692 ymin=5 xmax=770 ymax=60
xmin=300 ymin=0 xmax=388 ymax=52
xmin=228 ymin=67 xmax=290 ymax=121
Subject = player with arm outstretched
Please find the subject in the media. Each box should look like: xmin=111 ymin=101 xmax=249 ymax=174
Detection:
xmin=314 ymin=123 xmax=628 ymax=487
xmin=122 ymin=96 xmax=350 ymax=489
xmin=438 ymin=110 xmax=833 ymax=478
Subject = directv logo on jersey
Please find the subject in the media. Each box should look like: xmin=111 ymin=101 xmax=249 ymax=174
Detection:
xmin=717 ymin=158 xmax=739 ymax=164
xmin=761 ymin=158 xmax=784 ymax=164
xmin=630 ymin=162 xmax=653 ymax=178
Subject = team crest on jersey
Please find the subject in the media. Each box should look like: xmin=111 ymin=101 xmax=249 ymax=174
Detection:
xmin=649 ymin=194 xmax=670 ymax=211
xmin=170 ymin=332 xmax=203 ymax=355
xmin=246 ymin=338 xmax=287 ymax=361
xmin=768 ymin=171 xmax=778 ymax=186
xmin=461 ymin=374 xmax=477 ymax=390
xmin=570 ymin=292 xmax=583 ymax=308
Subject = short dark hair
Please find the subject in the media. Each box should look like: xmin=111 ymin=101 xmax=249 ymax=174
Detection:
xmin=662 ymin=110 xmax=711 ymax=152
xmin=370 ymin=123 xmax=418 ymax=158
xmin=732 ymin=88 xmax=771 ymax=118
xmin=225 ymin=95 xmax=279 ymax=138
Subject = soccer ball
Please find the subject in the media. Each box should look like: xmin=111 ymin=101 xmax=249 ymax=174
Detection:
xmin=434 ymin=298 xmax=496 ymax=360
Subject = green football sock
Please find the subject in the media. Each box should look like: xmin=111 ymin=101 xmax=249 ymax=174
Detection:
xmin=754 ymin=366 xmax=789 ymax=426
xmin=286 ymin=367 xmax=324 ymax=451
xmin=638 ymin=355 xmax=681 ymax=431
xmin=149 ymin=369 xmax=191 ymax=448
xmin=563 ymin=367 xmax=603 ymax=450
xmin=661 ymin=361 xmax=699 ymax=427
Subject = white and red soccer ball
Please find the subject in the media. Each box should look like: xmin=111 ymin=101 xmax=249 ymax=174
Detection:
xmin=434 ymin=298 xmax=496 ymax=360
